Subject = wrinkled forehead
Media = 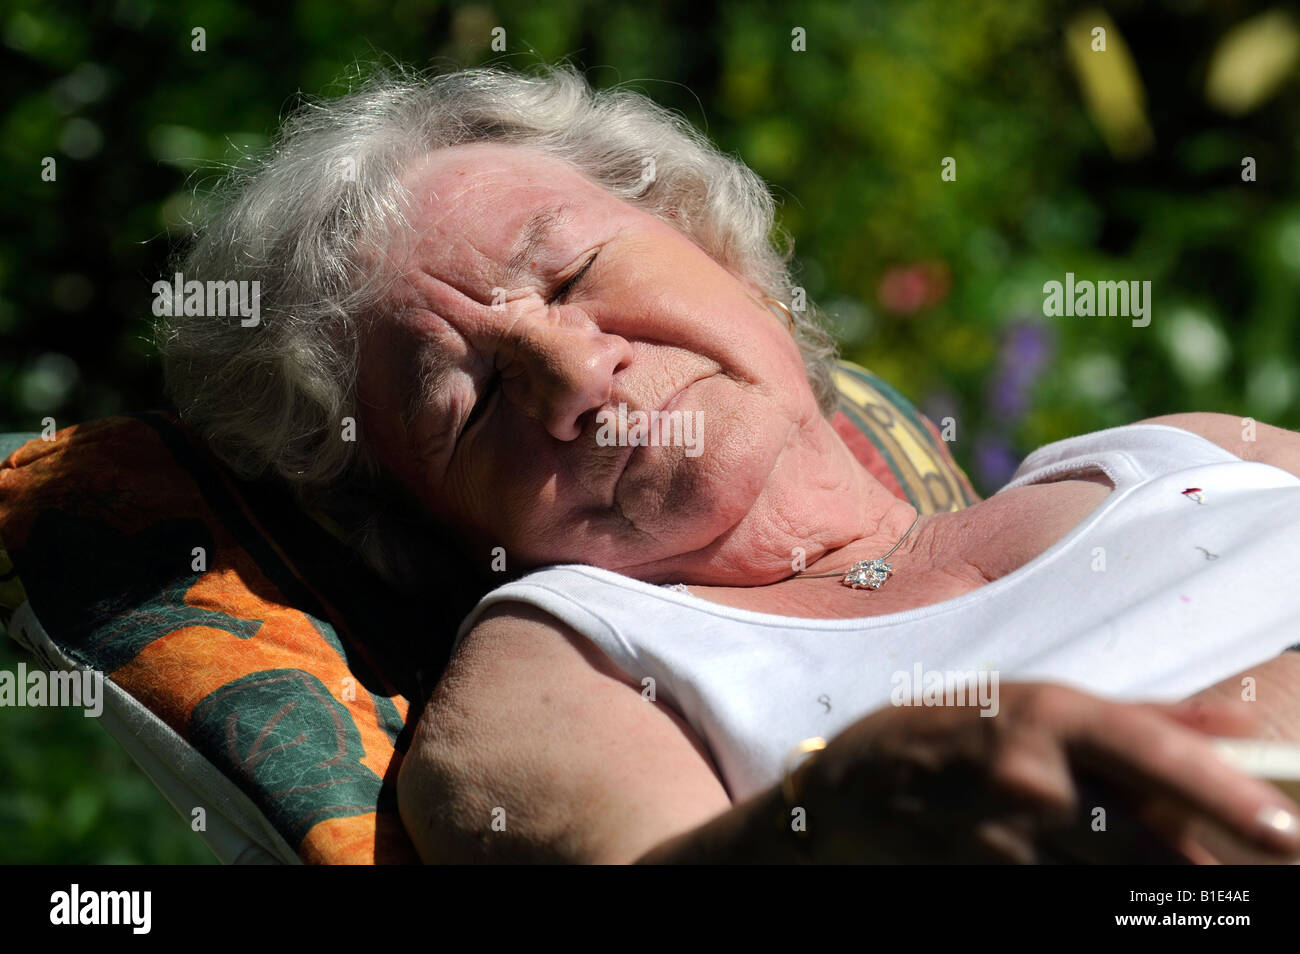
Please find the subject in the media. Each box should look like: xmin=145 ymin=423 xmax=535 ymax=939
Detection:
xmin=397 ymin=143 xmax=618 ymax=280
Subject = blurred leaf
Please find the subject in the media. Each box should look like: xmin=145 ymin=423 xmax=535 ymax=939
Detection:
xmin=1206 ymin=9 xmax=1300 ymax=116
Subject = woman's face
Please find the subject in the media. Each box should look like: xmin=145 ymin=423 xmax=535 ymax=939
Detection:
xmin=358 ymin=142 xmax=840 ymax=581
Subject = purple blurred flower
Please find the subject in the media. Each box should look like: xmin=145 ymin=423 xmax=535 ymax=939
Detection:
xmin=986 ymin=320 xmax=1056 ymax=426
xmin=974 ymin=433 xmax=1021 ymax=489
xmin=990 ymin=375 xmax=1026 ymax=420
xmin=1003 ymin=322 xmax=1053 ymax=371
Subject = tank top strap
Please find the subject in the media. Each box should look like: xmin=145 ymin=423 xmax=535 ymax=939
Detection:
xmin=998 ymin=423 xmax=1241 ymax=495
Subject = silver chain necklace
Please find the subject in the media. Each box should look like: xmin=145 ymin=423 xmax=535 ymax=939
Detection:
xmin=797 ymin=513 xmax=921 ymax=590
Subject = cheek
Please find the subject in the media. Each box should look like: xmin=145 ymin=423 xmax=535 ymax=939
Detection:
xmin=761 ymin=322 xmax=812 ymax=389
xmin=463 ymin=489 xmax=574 ymax=570
xmin=623 ymin=387 xmax=783 ymax=526
xmin=440 ymin=429 xmax=565 ymax=544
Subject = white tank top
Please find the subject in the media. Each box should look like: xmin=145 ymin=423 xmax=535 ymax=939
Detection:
xmin=456 ymin=424 xmax=1300 ymax=801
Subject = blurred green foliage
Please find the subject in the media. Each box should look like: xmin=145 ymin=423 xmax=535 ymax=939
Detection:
xmin=0 ymin=623 xmax=214 ymax=862
xmin=3 ymin=0 xmax=1299 ymax=862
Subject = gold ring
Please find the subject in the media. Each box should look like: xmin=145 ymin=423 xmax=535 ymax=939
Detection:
xmin=781 ymin=736 xmax=827 ymax=807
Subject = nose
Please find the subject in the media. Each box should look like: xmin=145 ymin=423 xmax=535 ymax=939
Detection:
xmin=506 ymin=318 xmax=633 ymax=441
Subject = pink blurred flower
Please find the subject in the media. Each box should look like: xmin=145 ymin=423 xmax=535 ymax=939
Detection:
xmin=877 ymin=260 xmax=951 ymax=314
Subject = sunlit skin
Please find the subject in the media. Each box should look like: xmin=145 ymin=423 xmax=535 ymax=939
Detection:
xmin=356 ymin=142 xmax=922 ymax=587
xmin=371 ymin=144 xmax=1300 ymax=864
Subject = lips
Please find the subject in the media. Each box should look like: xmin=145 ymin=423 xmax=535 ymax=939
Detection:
xmin=570 ymin=358 xmax=719 ymax=509
xmin=605 ymin=374 xmax=708 ymax=497
xmin=656 ymin=378 xmax=694 ymax=416
xmin=614 ymin=376 xmax=699 ymax=421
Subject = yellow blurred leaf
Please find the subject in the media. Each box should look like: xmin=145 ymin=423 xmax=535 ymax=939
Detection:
xmin=1206 ymin=9 xmax=1300 ymax=115
xmin=1065 ymin=10 xmax=1154 ymax=159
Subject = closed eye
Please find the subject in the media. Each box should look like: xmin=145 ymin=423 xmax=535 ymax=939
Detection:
xmin=458 ymin=371 xmax=499 ymax=444
xmin=548 ymin=252 xmax=598 ymax=304
xmin=456 ymin=252 xmax=596 ymax=446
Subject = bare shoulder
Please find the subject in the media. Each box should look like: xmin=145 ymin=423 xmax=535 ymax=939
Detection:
xmin=1137 ymin=412 xmax=1300 ymax=479
xmin=396 ymin=600 xmax=730 ymax=864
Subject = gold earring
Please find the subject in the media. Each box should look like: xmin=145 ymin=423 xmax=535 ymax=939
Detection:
xmin=761 ymin=296 xmax=796 ymax=334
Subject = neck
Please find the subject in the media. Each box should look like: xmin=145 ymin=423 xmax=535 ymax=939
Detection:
xmin=799 ymin=501 xmax=923 ymax=579
xmin=629 ymin=412 xmax=926 ymax=586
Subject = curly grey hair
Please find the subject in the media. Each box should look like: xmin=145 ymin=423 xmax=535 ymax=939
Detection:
xmin=157 ymin=64 xmax=839 ymax=586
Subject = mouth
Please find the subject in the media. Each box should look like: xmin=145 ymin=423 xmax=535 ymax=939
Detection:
xmin=613 ymin=440 xmax=637 ymax=487
xmin=606 ymin=373 xmax=709 ymax=501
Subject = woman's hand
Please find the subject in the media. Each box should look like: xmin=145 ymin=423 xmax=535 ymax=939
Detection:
xmin=791 ymin=682 xmax=1300 ymax=863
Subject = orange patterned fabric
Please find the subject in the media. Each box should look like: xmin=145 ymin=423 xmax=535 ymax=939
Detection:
xmin=0 ymin=414 xmax=428 ymax=863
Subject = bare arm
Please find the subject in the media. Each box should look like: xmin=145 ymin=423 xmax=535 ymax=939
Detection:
xmin=397 ymin=601 xmax=733 ymax=863
xmin=1139 ymin=411 xmax=1300 ymax=479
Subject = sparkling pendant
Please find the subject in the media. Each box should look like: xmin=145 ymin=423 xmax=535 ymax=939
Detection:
xmin=841 ymin=558 xmax=894 ymax=589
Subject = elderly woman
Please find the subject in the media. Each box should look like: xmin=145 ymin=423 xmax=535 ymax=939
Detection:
xmin=160 ymin=66 xmax=1300 ymax=865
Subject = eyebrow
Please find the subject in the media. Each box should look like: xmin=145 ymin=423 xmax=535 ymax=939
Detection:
xmin=499 ymin=203 xmax=572 ymax=291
